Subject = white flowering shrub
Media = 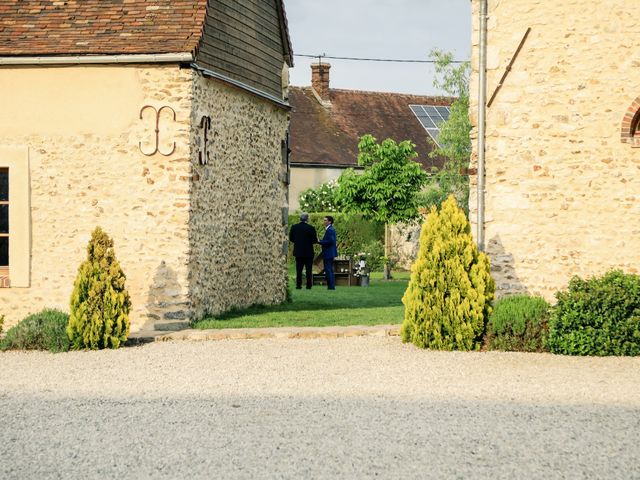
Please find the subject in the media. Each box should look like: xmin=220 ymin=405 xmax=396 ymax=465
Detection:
xmin=298 ymin=180 xmax=342 ymax=213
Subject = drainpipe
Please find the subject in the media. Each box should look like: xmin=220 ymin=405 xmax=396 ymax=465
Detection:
xmin=477 ymin=0 xmax=488 ymax=251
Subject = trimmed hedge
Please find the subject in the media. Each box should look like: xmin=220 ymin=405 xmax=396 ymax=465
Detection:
xmin=0 ymin=309 xmax=71 ymax=353
xmin=548 ymin=270 xmax=640 ymax=356
xmin=485 ymin=295 xmax=550 ymax=352
xmin=288 ymin=212 xmax=384 ymax=261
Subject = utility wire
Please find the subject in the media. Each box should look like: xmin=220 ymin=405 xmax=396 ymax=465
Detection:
xmin=294 ymin=53 xmax=467 ymax=64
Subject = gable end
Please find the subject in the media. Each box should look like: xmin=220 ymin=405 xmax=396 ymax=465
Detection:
xmin=195 ymin=0 xmax=293 ymax=100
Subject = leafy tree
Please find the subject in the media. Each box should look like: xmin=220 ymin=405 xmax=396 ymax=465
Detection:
xmin=337 ymin=134 xmax=428 ymax=279
xmin=424 ymin=49 xmax=472 ymax=212
xmin=401 ymin=196 xmax=494 ymax=350
xmin=67 ymin=227 xmax=131 ymax=349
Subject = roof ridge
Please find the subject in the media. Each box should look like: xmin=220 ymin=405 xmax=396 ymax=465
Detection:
xmin=291 ymin=85 xmax=454 ymax=100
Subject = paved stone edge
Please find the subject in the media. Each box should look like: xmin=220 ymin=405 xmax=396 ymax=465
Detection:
xmin=140 ymin=324 xmax=402 ymax=342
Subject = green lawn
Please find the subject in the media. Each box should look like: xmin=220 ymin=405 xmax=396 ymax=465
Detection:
xmin=194 ymin=271 xmax=409 ymax=329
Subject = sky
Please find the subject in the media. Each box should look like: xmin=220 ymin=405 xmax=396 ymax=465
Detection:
xmin=284 ymin=0 xmax=472 ymax=96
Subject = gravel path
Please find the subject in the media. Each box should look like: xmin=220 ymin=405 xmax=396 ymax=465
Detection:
xmin=1 ymin=337 xmax=639 ymax=479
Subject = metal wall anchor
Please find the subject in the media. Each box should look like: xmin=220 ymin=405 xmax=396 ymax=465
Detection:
xmin=139 ymin=105 xmax=177 ymax=156
xmin=199 ymin=115 xmax=211 ymax=165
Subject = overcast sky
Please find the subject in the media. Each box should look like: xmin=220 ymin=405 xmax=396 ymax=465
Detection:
xmin=284 ymin=0 xmax=471 ymax=96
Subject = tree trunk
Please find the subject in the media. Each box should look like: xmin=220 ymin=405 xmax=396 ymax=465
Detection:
xmin=383 ymin=223 xmax=392 ymax=280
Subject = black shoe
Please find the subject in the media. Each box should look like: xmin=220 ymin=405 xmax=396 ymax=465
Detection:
xmin=328 ymin=287 xmax=335 ymax=290
xmin=306 ymin=287 xmax=312 ymax=290
xmin=295 ymin=287 xmax=302 ymax=290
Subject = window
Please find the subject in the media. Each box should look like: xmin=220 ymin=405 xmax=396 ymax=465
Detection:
xmin=621 ymin=96 xmax=640 ymax=147
xmin=0 ymin=147 xmax=30 ymax=288
xmin=0 ymin=168 xmax=8 ymax=287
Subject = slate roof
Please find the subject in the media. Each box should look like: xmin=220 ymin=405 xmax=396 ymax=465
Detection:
xmin=289 ymin=86 xmax=453 ymax=170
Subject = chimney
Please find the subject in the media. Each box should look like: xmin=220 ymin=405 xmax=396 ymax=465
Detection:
xmin=311 ymin=62 xmax=331 ymax=101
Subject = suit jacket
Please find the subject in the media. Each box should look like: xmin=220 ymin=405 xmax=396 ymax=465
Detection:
xmin=319 ymin=225 xmax=338 ymax=259
xmin=289 ymin=221 xmax=318 ymax=258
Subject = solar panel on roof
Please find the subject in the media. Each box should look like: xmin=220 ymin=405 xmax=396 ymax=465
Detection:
xmin=409 ymin=104 xmax=451 ymax=147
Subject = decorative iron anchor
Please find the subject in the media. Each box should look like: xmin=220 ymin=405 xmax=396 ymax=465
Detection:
xmin=199 ymin=115 xmax=212 ymax=165
xmin=139 ymin=105 xmax=176 ymax=156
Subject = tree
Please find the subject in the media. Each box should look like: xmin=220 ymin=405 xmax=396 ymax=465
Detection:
xmin=401 ymin=196 xmax=494 ymax=350
xmin=67 ymin=227 xmax=131 ymax=349
xmin=425 ymin=49 xmax=472 ymax=212
xmin=337 ymin=134 xmax=428 ymax=279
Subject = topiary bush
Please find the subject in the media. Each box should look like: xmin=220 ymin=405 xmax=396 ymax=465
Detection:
xmin=547 ymin=270 xmax=640 ymax=356
xmin=67 ymin=227 xmax=131 ymax=350
xmin=485 ymin=295 xmax=550 ymax=352
xmin=401 ymin=196 xmax=494 ymax=350
xmin=0 ymin=309 xmax=70 ymax=353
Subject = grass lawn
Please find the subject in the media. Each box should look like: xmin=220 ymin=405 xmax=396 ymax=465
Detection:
xmin=194 ymin=271 xmax=410 ymax=330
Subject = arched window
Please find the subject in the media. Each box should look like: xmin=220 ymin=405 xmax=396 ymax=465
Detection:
xmin=621 ymin=96 xmax=640 ymax=147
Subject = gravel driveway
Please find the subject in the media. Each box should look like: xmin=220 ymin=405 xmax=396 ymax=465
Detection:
xmin=1 ymin=337 xmax=639 ymax=479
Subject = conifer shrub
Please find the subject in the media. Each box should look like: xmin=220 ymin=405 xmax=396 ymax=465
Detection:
xmin=67 ymin=227 xmax=131 ymax=350
xmin=547 ymin=270 xmax=640 ymax=356
xmin=401 ymin=196 xmax=494 ymax=350
xmin=0 ymin=309 xmax=70 ymax=353
xmin=485 ymin=295 xmax=550 ymax=352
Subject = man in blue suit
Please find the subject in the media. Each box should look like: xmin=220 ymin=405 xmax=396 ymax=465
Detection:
xmin=318 ymin=215 xmax=338 ymax=290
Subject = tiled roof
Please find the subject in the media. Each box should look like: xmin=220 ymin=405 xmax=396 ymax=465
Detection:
xmin=0 ymin=0 xmax=207 ymax=56
xmin=289 ymin=87 xmax=453 ymax=170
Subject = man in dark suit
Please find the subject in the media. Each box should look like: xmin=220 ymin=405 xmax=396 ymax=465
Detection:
xmin=289 ymin=212 xmax=318 ymax=289
xmin=318 ymin=215 xmax=338 ymax=290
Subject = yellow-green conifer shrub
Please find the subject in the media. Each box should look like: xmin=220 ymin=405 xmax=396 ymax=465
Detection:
xmin=401 ymin=196 xmax=495 ymax=350
xmin=67 ymin=227 xmax=131 ymax=349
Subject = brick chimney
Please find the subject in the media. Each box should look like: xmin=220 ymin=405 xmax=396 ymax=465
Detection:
xmin=311 ymin=62 xmax=331 ymax=101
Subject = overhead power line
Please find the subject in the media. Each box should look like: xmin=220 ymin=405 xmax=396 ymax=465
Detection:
xmin=294 ymin=53 xmax=467 ymax=64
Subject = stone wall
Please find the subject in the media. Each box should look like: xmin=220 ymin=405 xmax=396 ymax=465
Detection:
xmin=188 ymin=73 xmax=289 ymax=319
xmin=389 ymin=221 xmax=422 ymax=271
xmin=469 ymin=0 xmax=640 ymax=300
xmin=0 ymin=64 xmax=193 ymax=331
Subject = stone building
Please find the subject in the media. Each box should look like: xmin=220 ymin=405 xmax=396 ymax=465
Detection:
xmin=289 ymin=63 xmax=452 ymax=210
xmin=0 ymin=0 xmax=293 ymax=331
xmin=469 ymin=0 xmax=640 ymax=299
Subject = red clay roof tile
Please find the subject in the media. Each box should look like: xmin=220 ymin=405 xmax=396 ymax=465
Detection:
xmin=289 ymin=87 xmax=453 ymax=170
xmin=0 ymin=0 xmax=207 ymax=56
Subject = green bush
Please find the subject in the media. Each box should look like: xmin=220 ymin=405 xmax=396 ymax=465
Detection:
xmin=485 ymin=295 xmax=550 ymax=352
xmin=67 ymin=227 xmax=131 ymax=350
xmin=358 ymin=240 xmax=385 ymax=272
xmin=298 ymin=181 xmax=342 ymax=213
xmin=548 ymin=270 xmax=640 ymax=356
xmin=288 ymin=212 xmax=384 ymax=260
xmin=0 ymin=313 xmax=4 ymax=336
xmin=401 ymin=196 xmax=494 ymax=350
xmin=0 ymin=309 xmax=70 ymax=353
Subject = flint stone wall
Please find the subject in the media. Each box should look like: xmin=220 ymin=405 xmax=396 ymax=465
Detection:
xmin=188 ymin=73 xmax=289 ymax=319
xmin=469 ymin=0 xmax=640 ymax=300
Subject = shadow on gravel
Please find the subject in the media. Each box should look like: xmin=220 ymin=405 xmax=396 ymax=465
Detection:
xmin=2 ymin=393 xmax=639 ymax=479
